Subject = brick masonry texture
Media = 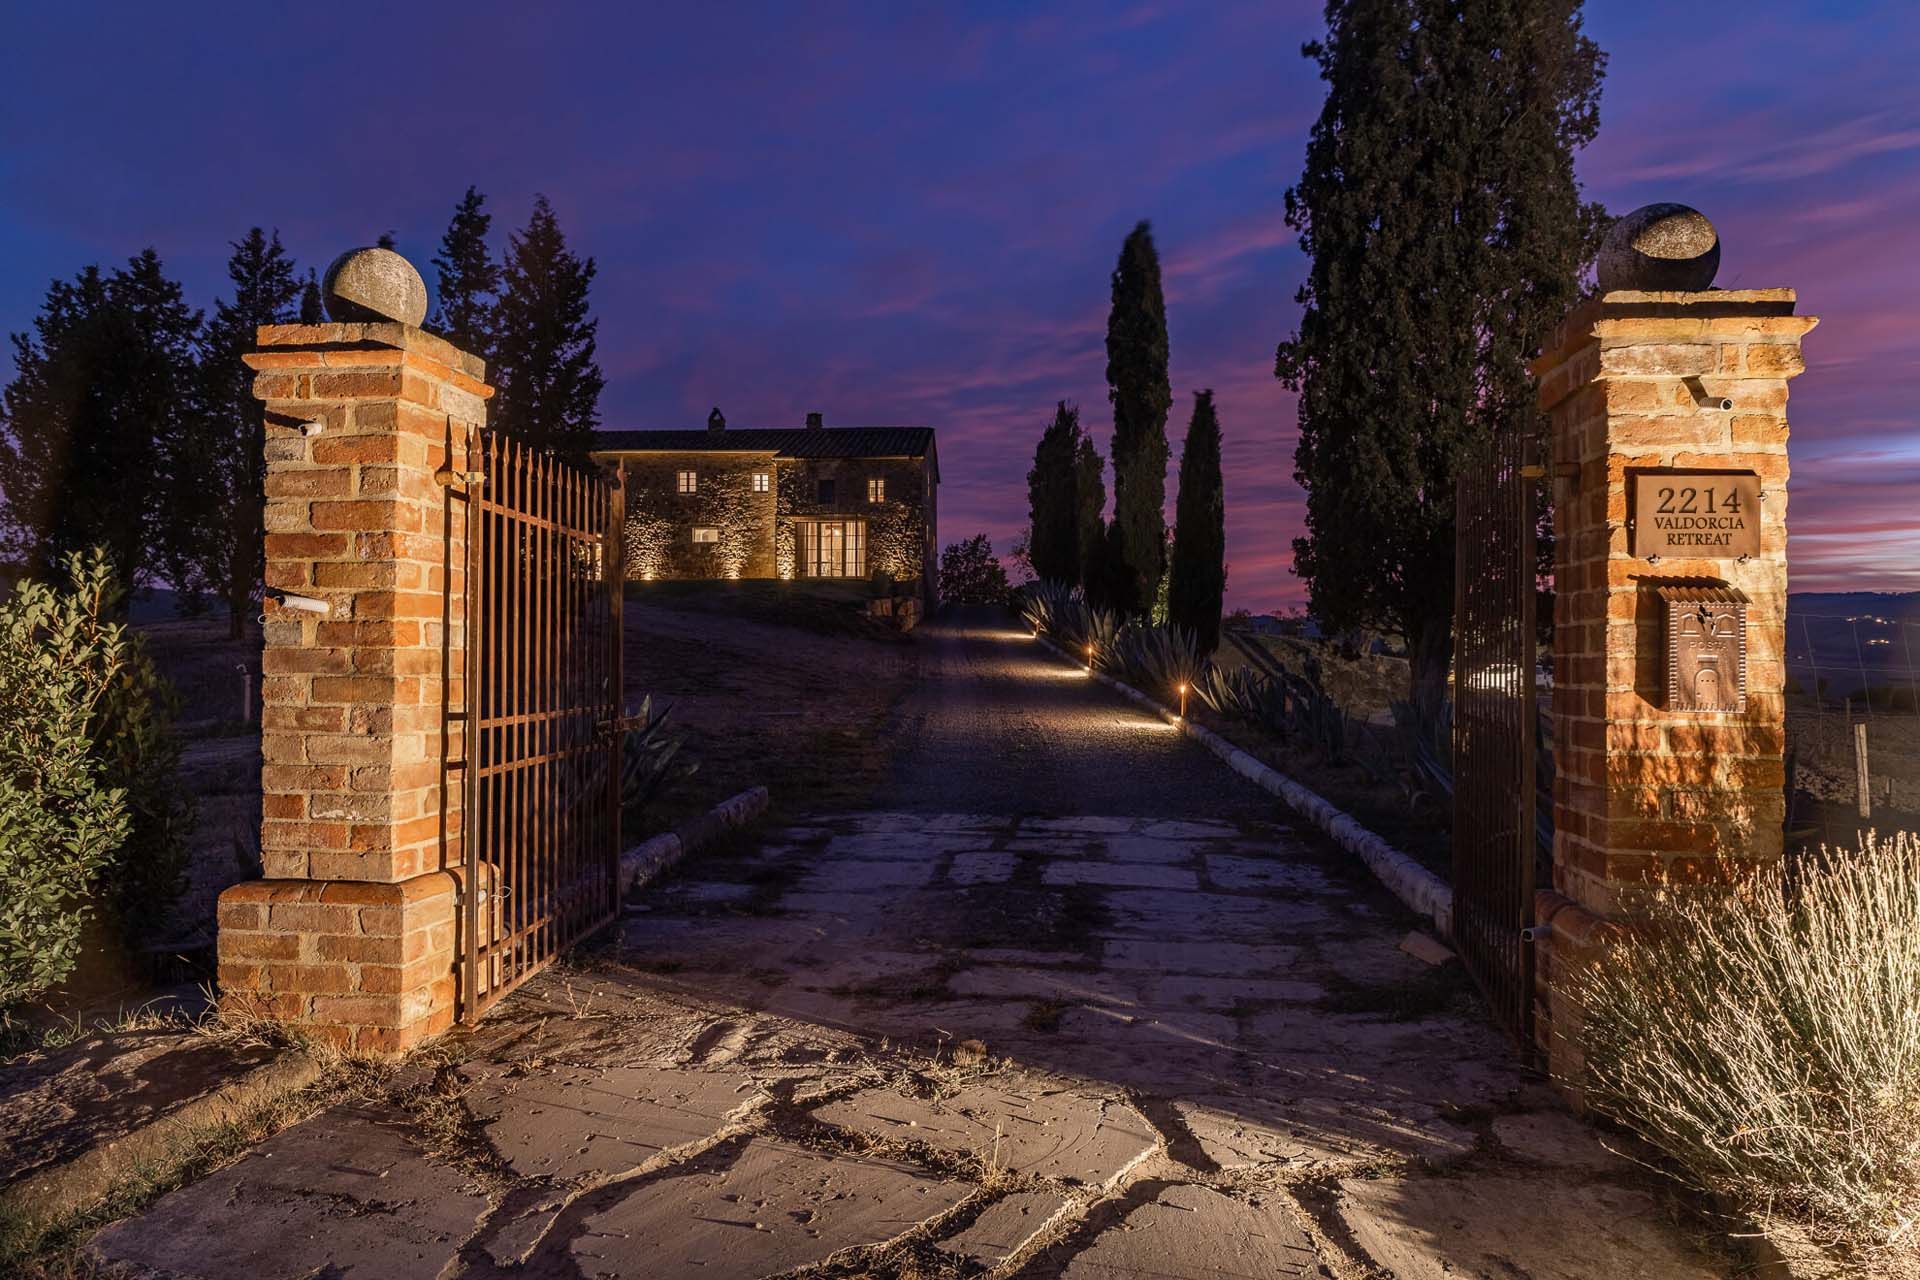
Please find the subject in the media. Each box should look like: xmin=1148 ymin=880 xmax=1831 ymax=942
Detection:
xmin=1529 ymin=289 xmax=1816 ymax=1077
xmin=217 ymin=321 xmax=491 ymax=1051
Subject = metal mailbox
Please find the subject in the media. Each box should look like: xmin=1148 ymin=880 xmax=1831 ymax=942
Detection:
xmin=1658 ymin=584 xmax=1749 ymax=714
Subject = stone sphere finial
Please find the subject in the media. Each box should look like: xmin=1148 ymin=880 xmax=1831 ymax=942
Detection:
xmin=1596 ymin=203 xmax=1721 ymax=293
xmin=322 ymin=247 xmax=429 ymax=326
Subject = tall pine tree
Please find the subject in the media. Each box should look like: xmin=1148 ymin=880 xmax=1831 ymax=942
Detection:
xmin=1104 ymin=222 xmax=1171 ymax=618
xmin=1026 ymin=401 xmax=1082 ymax=584
xmin=1168 ymin=390 xmax=1226 ymax=654
xmin=0 ymin=252 xmax=201 ymax=591
xmin=490 ymin=196 xmax=605 ymax=463
xmin=193 ymin=228 xmax=302 ymax=636
xmin=1277 ymin=0 xmax=1604 ymax=717
xmin=298 ymin=270 xmax=324 ymax=323
xmin=430 ymin=186 xmax=500 ymax=360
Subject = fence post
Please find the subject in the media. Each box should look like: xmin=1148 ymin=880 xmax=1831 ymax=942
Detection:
xmin=214 ymin=249 xmax=492 ymax=1053
xmin=1531 ymin=263 xmax=1816 ymax=1094
xmin=1855 ymin=722 xmax=1871 ymax=820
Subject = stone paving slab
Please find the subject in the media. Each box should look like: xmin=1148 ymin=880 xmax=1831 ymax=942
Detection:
xmin=1336 ymin=1172 xmax=1726 ymax=1279
xmin=572 ymin=1136 xmax=972 ymax=1278
xmin=1139 ymin=819 xmax=1243 ymax=839
xmin=1175 ymin=1094 xmax=1477 ymax=1170
xmin=934 ymin=1188 xmax=1071 ymax=1265
xmin=796 ymin=859 xmax=940 ymax=893
xmin=1100 ymin=939 xmax=1301 ymax=973
xmin=819 ymin=831 xmax=991 ymax=860
xmin=948 ymin=966 xmax=1139 ymax=1007
xmin=1204 ymin=853 xmax=1340 ymax=893
xmin=1041 ymin=860 xmax=1201 ymax=889
xmin=1059 ymin=1182 xmax=1321 ymax=1278
xmin=1101 ymin=834 xmax=1204 ymax=862
xmin=813 ymin=1079 xmax=1158 ymax=1185
xmin=950 ymin=851 xmax=1021 ymax=884
xmin=462 ymin=1062 xmax=765 ymax=1181
xmin=1145 ymin=974 xmax=1327 ymax=1010
xmin=1491 ymin=1109 xmax=1632 ymax=1171
xmin=1020 ymin=816 xmax=1137 ymax=833
xmin=89 ymin=1105 xmax=487 ymax=1280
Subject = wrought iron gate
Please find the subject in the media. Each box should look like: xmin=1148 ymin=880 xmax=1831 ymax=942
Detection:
xmin=1452 ymin=428 xmax=1539 ymax=1048
xmin=448 ymin=432 xmax=626 ymax=1023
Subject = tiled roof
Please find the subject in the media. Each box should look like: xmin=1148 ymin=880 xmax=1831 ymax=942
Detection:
xmin=593 ymin=427 xmax=935 ymax=459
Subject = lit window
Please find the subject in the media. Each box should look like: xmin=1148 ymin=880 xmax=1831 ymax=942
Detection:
xmin=867 ymin=477 xmax=885 ymax=503
xmin=752 ymin=472 xmax=770 ymax=493
xmin=691 ymin=527 xmax=719 ymax=544
xmin=796 ymin=520 xmax=867 ymax=578
xmin=677 ymin=470 xmax=697 ymax=494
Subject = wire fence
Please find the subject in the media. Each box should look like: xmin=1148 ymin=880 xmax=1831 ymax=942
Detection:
xmin=1786 ymin=611 xmax=1920 ymax=854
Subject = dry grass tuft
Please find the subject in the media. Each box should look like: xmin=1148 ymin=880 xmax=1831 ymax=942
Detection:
xmin=1567 ymin=831 xmax=1920 ymax=1262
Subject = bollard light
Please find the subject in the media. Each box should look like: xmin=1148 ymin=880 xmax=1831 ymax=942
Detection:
xmin=1085 ymin=642 xmax=1095 ymax=669
xmin=1177 ymin=681 xmax=1188 ymax=720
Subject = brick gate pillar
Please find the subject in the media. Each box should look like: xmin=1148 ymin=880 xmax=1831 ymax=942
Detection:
xmin=1531 ymin=285 xmax=1815 ymax=1086
xmin=215 ymin=275 xmax=490 ymax=1051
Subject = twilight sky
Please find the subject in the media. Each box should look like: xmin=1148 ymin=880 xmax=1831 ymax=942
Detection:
xmin=3 ymin=2 xmax=1915 ymax=609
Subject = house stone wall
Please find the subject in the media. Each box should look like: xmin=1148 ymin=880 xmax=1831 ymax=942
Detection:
xmin=777 ymin=456 xmax=932 ymax=588
xmin=620 ymin=450 xmax=778 ymax=581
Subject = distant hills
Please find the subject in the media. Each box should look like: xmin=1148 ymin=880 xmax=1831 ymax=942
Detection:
xmin=1787 ymin=592 xmax=1920 ymax=704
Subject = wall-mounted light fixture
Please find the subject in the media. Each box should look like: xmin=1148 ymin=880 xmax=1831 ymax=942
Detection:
xmin=301 ymin=420 xmax=326 ymax=437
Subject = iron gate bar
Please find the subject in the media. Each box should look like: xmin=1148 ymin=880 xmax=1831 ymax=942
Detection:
xmin=1452 ymin=427 xmax=1539 ymax=1051
xmin=455 ymin=432 xmax=625 ymax=1024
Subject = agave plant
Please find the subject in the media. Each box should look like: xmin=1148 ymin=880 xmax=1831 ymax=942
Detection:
xmin=1017 ymin=579 xmax=1078 ymax=636
xmin=1079 ymin=606 xmax=1123 ymax=669
xmin=621 ymin=694 xmax=698 ymax=815
xmin=1114 ymin=623 xmax=1206 ymax=701
xmin=1195 ymin=664 xmax=1265 ymax=717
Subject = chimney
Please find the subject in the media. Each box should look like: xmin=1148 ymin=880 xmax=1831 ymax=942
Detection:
xmin=805 ymin=411 xmax=824 ymax=431
xmin=707 ymin=406 xmax=726 ymax=433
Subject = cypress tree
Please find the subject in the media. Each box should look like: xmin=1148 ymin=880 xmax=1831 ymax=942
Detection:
xmin=1276 ymin=0 xmax=1605 ymax=717
xmin=1073 ymin=428 xmax=1106 ymax=594
xmin=1025 ymin=401 xmax=1081 ymax=584
xmin=194 ymin=228 xmax=302 ymax=636
xmin=491 ymin=196 xmax=605 ymax=463
xmin=430 ymin=185 xmax=500 ymax=361
xmin=1104 ymin=221 xmax=1171 ymax=618
xmin=0 ymin=252 xmax=201 ymax=592
xmin=1168 ymin=390 xmax=1226 ymax=654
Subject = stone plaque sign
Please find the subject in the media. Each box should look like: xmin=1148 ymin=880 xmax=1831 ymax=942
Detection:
xmin=1659 ymin=586 xmax=1749 ymax=714
xmin=1632 ymin=472 xmax=1762 ymax=559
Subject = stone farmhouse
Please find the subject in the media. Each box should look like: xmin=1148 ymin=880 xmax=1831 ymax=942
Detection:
xmin=592 ymin=412 xmax=940 ymax=600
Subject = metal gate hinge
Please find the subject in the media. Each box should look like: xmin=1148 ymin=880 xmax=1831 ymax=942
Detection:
xmin=436 ymin=468 xmax=486 ymax=487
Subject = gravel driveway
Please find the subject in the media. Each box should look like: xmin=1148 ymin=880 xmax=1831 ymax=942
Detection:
xmin=883 ymin=606 xmax=1275 ymax=820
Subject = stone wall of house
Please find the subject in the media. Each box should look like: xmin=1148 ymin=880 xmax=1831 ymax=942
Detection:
xmin=777 ymin=456 xmax=932 ymax=586
xmin=620 ymin=450 xmax=778 ymax=581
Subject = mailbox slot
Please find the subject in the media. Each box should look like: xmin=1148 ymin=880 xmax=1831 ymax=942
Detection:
xmin=1658 ymin=584 xmax=1749 ymax=714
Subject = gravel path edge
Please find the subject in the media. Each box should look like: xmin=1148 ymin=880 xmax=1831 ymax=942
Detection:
xmin=1034 ymin=632 xmax=1455 ymax=938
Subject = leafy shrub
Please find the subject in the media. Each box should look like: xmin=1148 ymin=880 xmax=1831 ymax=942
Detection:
xmin=0 ymin=552 xmax=138 ymax=1009
xmin=1567 ymin=833 xmax=1920 ymax=1254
